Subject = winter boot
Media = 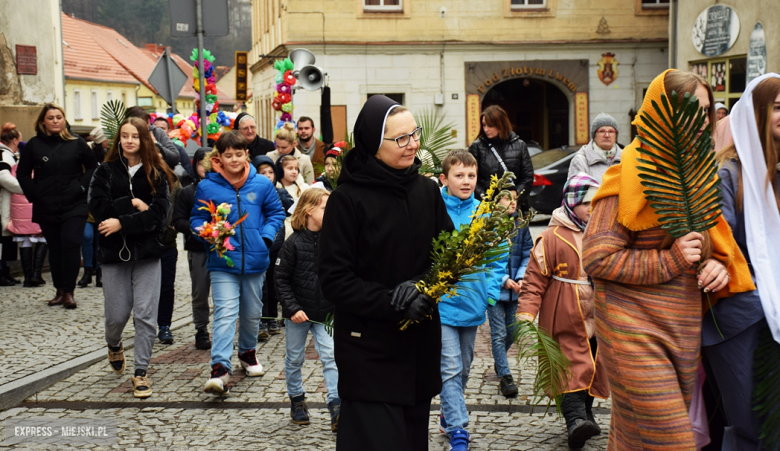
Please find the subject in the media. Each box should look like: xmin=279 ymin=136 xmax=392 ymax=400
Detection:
xmin=585 ymin=393 xmax=600 ymax=435
xmin=30 ymin=243 xmax=47 ymax=285
xmin=47 ymin=288 xmax=65 ymax=306
xmin=20 ymin=247 xmax=35 ymax=287
xmin=1 ymin=265 xmax=19 ymax=284
xmin=290 ymin=394 xmax=310 ymax=425
xmin=195 ymin=328 xmax=211 ymax=350
xmin=62 ymin=292 xmax=77 ymax=309
xmin=328 ymin=398 xmax=341 ymax=432
xmin=562 ymin=391 xmax=599 ymax=449
xmin=77 ymin=267 xmax=93 ymax=288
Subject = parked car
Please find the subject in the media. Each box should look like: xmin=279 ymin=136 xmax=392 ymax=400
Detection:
xmin=526 ymin=140 xmax=543 ymax=157
xmin=528 ymin=146 xmax=577 ymax=215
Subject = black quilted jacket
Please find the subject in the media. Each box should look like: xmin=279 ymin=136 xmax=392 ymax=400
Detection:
xmin=468 ymin=131 xmax=534 ymax=207
xmin=275 ymin=228 xmax=333 ymax=323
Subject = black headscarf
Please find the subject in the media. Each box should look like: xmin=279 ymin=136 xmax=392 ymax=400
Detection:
xmin=233 ymin=112 xmax=252 ymax=131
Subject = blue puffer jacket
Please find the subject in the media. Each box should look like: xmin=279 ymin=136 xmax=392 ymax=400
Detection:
xmin=499 ymin=219 xmax=533 ymax=302
xmin=190 ymin=164 xmax=285 ymax=275
xmin=438 ymin=187 xmax=507 ymax=327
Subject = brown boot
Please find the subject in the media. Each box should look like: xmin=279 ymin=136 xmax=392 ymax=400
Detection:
xmin=62 ymin=292 xmax=77 ymax=309
xmin=47 ymin=288 xmax=65 ymax=306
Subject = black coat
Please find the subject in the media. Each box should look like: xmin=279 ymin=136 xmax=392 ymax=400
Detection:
xmin=17 ymin=132 xmax=98 ymax=224
xmin=249 ymin=136 xmax=275 ymax=160
xmin=318 ymin=95 xmax=454 ymax=406
xmin=275 ymin=228 xmax=333 ymax=323
xmin=88 ymin=157 xmax=171 ymax=264
xmin=468 ymin=132 xmax=534 ymax=206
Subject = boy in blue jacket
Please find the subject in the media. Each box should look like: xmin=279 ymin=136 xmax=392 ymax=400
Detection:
xmin=437 ymin=150 xmax=507 ymax=451
xmin=487 ymin=188 xmax=533 ymax=398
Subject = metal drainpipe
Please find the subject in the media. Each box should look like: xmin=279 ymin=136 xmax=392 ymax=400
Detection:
xmin=670 ymin=0 xmax=678 ymax=69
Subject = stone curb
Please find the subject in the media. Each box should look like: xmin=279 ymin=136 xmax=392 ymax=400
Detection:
xmin=0 ymin=315 xmax=194 ymax=411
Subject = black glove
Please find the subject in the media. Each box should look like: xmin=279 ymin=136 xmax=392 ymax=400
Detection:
xmin=389 ymin=280 xmax=420 ymax=312
xmin=403 ymin=293 xmax=435 ymax=321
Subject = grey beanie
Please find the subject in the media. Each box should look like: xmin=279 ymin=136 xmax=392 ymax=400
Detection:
xmin=591 ymin=112 xmax=619 ymax=138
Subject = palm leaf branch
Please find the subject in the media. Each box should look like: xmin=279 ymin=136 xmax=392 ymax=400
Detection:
xmin=100 ymin=100 xmax=128 ymax=146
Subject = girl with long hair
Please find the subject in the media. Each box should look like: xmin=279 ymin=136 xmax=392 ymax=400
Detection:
xmin=582 ymin=70 xmax=754 ymax=449
xmin=17 ymin=104 xmax=98 ymax=308
xmin=704 ymin=74 xmax=780 ymax=449
xmin=267 ymin=122 xmax=315 ymax=184
xmin=88 ymin=117 xmax=174 ymax=398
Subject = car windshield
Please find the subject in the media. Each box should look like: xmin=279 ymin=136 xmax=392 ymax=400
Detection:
xmin=531 ymin=149 xmax=573 ymax=169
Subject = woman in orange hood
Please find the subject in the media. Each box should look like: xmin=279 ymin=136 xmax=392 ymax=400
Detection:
xmin=582 ymin=69 xmax=755 ymax=450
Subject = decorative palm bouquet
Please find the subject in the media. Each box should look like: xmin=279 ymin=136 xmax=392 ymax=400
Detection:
xmin=194 ymin=200 xmax=248 ymax=268
xmin=399 ymin=172 xmax=521 ymax=331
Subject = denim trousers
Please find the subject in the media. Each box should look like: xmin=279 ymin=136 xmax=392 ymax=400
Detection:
xmin=487 ymin=300 xmax=518 ymax=378
xmin=440 ymin=324 xmax=478 ymax=434
xmin=210 ymin=270 xmax=265 ymax=373
xmin=284 ymin=319 xmax=339 ymax=404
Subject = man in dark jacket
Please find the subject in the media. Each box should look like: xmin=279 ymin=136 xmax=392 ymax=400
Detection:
xmin=318 ymin=95 xmax=454 ymax=450
xmin=127 ymin=106 xmax=181 ymax=170
xmin=235 ymin=112 xmax=274 ymax=160
xmin=171 ymin=147 xmax=211 ymax=349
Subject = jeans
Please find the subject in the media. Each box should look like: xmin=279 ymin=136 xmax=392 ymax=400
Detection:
xmin=284 ymin=319 xmax=339 ymax=404
xmin=81 ymin=222 xmax=97 ymax=269
xmin=487 ymin=300 xmax=518 ymax=378
xmin=39 ymin=216 xmax=87 ymax=292
xmin=210 ymin=270 xmax=266 ymax=373
xmin=440 ymin=324 xmax=478 ymax=434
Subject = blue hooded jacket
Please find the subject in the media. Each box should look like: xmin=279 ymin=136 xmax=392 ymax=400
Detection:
xmin=499 ymin=218 xmax=533 ymax=302
xmin=438 ymin=186 xmax=507 ymax=327
xmin=190 ymin=163 xmax=285 ymax=274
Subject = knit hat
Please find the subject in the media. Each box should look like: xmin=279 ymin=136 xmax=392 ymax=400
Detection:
xmin=89 ymin=127 xmax=106 ymax=144
xmin=714 ymin=102 xmax=728 ymax=113
xmin=590 ymin=112 xmax=619 ymax=139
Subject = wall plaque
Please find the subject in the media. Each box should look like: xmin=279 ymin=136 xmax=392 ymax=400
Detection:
xmin=466 ymin=94 xmax=481 ymax=146
xmin=692 ymin=5 xmax=740 ymax=57
xmin=747 ymin=22 xmax=767 ymax=84
xmin=15 ymin=45 xmax=37 ymax=75
xmin=575 ymin=92 xmax=589 ymax=145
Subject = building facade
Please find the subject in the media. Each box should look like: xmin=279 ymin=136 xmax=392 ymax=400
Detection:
xmin=0 ymin=0 xmax=65 ymax=140
xmin=673 ymin=0 xmax=778 ymax=110
xmin=249 ymin=0 xmax=670 ymax=149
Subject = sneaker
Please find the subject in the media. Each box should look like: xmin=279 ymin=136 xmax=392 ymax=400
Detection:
xmin=257 ymin=324 xmax=270 ymax=341
xmin=238 ymin=349 xmax=265 ymax=376
xmin=290 ymin=394 xmax=310 ymax=425
xmin=499 ymin=374 xmax=519 ymax=398
xmin=328 ymin=399 xmax=341 ymax=432
xmin=204 ymin=363 xmax=231 ymax=395
xmin=107 ymin=343 xmax=125 ymax=374
xmin=567 ymin=419 xmax=599 ymax=449
xmin=195 ymin=328 xmax=211 ymax=350
xmin=131 ymin=374 xmax=152 ymax=398
xmin=268 ymin=322 xmax=281 ymax=335
xmin=439 ymin=413 xmax=448 ymax=435
xmin=158 ymin=326 xmax=174 ymax=345
xmin=448 ymin=429 xmax=470 ymax=451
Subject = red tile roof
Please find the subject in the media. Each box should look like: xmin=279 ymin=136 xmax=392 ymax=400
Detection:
xmin=61 ymin=14 xmax=138 ymax=84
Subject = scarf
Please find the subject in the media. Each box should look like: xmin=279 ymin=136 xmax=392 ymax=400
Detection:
xmin=210 ymin=157 xmax=250 ymax=190
xmin=590 ymin=140 xmax=618 ymax=161
xmin=729 ymin=72 xmax=780 ymax=342
xmin=592 ymin=69 xmax=755 ymax=306
xmin=299 ymin=139 xmax=317 ymax=158
xmin=562 ymin=172 xmax=600 ymax=231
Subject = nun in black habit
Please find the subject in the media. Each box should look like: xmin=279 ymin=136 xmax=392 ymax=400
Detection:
xmin=233 ymin=112 xmax=275 ymax=159
xmin=318 ymin=95 xmax=454 ymax=450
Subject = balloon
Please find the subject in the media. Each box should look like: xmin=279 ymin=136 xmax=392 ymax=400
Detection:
xmin=278 ymin=93 xmax=291 ymax=104
xmin=283 ymin=70 xmax=296 ymax=86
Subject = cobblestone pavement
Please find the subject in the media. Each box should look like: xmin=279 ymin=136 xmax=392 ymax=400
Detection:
xmin=2 ymin=228 xmax=613 ymax=450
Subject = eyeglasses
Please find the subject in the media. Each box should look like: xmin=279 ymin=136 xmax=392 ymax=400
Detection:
xmin=596 ymin=129 xmax=616 ymax=136
xmin=383 ymin=127 xmax=422 ymax=148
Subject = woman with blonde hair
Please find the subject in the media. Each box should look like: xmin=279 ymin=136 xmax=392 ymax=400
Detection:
xmin=704 ymin=74 xmax=780 ymax=450
xmin=582 ymin=70 xmax=755 ymax=450
xmin=17 ymin=104 xmax=98 ymax=309
xmin=267 ymin=122 xmax=315 ymax=184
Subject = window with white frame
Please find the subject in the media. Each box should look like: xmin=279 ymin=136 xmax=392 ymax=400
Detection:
xmin=107 ymin=91 xmax=113 ymax=102
xmin=511 ymin=0 xmax=545 ymax=9
xmin=363 ymin=0 xmax=402 ymax=11
xmin=641 ymin=0 xmax=669 ymax=9
xmin=91 ymin=91 xmax=99 ymax=120
xmin=74 ymin=89 xmax=82 ymax=120
xmin=121 ymin=92 xmax=127 ymax=106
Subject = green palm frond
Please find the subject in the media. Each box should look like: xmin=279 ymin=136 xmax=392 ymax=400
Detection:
xmin=511 ymin=319 xmax=572 ymax=416
xmin=415 ymin=108 xmax=458 ymax=176
xmin=753 ymin=327 xmax=780 ymax=448
xmin=635 ymin=91 xmax=722 ymax=238
xmin=100 ymin=100 xmax=128 ymax=146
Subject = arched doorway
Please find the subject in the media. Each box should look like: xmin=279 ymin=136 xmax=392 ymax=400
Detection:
xmin=482 ymin=78 xmax=570 ymax=150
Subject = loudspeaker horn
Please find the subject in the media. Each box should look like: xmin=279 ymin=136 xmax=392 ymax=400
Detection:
xmin=298 ymin=65 xmax=325 ymax=91
xmin=289 ymin=48 xmax=316 ymax=77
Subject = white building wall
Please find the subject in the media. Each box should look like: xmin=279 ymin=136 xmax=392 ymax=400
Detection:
xmin=261 ymin=42 xmax=668 ymax=148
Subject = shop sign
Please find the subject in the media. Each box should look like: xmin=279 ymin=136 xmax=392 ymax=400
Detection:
xmin=747 ymin=22 xmax=767 ymax=84
xmin=575 ymin=92 xmax=589 ymax=145
xmin=692 ymin=5 xmax=740 ymax=57
xmin=475 ymin=66 xmax=580 ymax=95
xmin=235 ymin=51 xmax=249 ymax=101
xmin=597 ymin=53 xmax=619 ymax=86
xmin=466 ymin=94 xmax=481 ymax=145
